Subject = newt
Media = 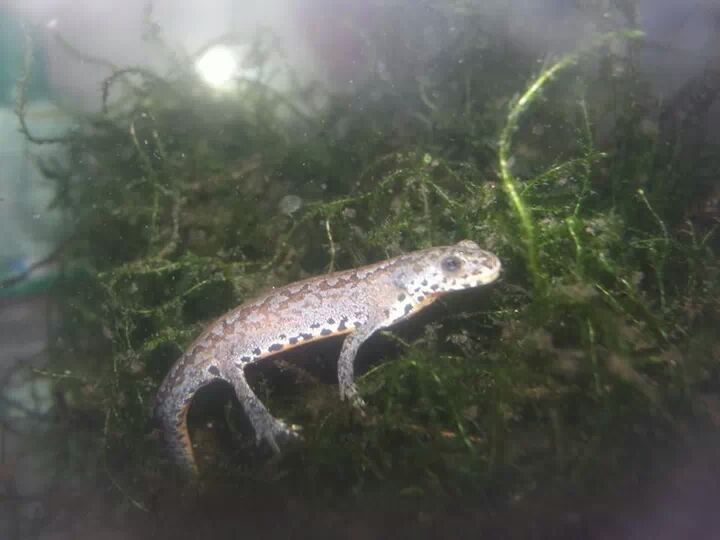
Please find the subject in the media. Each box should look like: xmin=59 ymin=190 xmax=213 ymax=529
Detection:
xmin=155 ymin=240 xmax=501 ymax=475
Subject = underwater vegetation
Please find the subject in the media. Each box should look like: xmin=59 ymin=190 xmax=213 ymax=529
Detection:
xmin=11 ymin=1 xmax=720 ymax=517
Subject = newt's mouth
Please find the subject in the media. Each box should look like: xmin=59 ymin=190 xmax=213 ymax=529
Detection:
xmin=477 ymin=259 xmax=502 ymax=285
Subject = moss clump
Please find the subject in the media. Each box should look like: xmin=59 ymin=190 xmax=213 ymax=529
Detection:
xmin=16 ymin=4 xmax=719 ymax=517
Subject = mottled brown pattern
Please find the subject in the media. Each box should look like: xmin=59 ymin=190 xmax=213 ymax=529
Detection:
xmin=156 ymin=240 xmax=501 ymax=476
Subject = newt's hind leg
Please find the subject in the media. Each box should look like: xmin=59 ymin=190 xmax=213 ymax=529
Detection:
xmin=226 ymin=366 xmax=302 ymax=453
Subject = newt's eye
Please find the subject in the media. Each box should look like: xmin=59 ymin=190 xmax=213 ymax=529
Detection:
xmin=441 ymin=255 xmax=462 ymax=273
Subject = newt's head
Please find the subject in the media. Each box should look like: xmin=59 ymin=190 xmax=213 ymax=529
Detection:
xmin=393 ymin=239 xmax=501 ymax=296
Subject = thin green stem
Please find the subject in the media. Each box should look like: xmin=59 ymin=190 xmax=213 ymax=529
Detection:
xmin=497 ymin=30 xmax=643 ymax=293
xmin=637 ymin=188 xmax=670 ymax=311
xmin=498 ymin=54 xmax=579 ymax=292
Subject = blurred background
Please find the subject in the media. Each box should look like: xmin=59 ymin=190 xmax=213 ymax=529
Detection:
xmin=0 ymin=1 xmax=718 ymax=538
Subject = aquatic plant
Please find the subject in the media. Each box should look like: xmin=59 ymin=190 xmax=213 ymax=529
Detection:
xmin=11 ymin=3 xmax=719 ymax=517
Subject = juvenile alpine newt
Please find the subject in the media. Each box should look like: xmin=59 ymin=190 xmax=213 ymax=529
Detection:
xmin=155 ymin=240 xmax=501 ymax=475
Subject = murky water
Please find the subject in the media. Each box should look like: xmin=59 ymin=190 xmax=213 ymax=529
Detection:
xmin=1 ymin=1 xmax=719 ymax=538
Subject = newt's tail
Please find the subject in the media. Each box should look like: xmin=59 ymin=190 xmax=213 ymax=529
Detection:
xmin=154 ymin=354 xmax=219 ymax=476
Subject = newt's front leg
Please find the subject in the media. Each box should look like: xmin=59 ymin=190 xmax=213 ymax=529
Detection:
xmin=337 ymin=320 xmax=387 ymax=410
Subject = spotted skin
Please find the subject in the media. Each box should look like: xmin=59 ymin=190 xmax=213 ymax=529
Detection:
xmin=155 ymin=240 xmax=501 ymax=476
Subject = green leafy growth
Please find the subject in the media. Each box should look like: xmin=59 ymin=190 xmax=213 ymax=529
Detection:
xmin=14 ymin=9 xmax=719 ymax=514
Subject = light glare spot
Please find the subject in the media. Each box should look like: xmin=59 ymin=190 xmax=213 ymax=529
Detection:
xmin=195 ymin=46 xmax=238 ymax=89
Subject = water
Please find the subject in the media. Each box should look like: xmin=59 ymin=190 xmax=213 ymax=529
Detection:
xmin=1 ymin=1 xmax=719 ymax=538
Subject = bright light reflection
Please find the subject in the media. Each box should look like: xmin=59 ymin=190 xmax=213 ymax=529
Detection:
xmin=195 ymin=45 xmax=239 ymax=89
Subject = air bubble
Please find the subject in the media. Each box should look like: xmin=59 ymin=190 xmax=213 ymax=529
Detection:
xmin=279 ymin=194 xmax=303 ymax=216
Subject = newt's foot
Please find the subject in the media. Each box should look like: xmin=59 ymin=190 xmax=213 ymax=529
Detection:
xmin=339 ymin=382 xmax=367 ymax=413
xmin=255 ymin=417 xmax=304 ymax=454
